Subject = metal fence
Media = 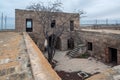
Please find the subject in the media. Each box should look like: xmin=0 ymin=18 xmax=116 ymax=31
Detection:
xmin=80 ymin=19 xmax=120 ymax=26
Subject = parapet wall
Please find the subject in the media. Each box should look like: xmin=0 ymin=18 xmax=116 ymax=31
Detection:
xmin=23 ymin=32 xmax=61 ymax=80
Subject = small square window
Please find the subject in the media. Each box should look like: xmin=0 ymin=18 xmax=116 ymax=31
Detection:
xmin=70 ymin=20 xmax=74 ymax=31
xmin=51 ymin=20 xmax=56 ymax=28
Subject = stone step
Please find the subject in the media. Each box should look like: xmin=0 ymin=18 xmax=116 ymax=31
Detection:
xmin=67 ymin=44 xmax=85 ymax=58
xmin=70 ymin=47 xmax=81 ymax=52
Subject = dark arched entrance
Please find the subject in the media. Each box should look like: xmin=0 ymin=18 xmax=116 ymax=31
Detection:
xmin=48 ymin=34 xmax=61 ymax=50
xmin=68 ymin=38 xmax=74 ymax=49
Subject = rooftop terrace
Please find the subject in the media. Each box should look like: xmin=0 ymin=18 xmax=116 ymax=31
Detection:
xmin=0 ymin=32 xmax=60 ymax=80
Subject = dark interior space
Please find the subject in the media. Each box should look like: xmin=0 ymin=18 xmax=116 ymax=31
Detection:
xmin=68 ymin=38 xmax=74 ymax=49
xmin=87 ymin=42 xmax=92 ymax=51
xmin=70 ymin=20 xmax=74 ymax=31
xmin=109 ymin=47 xmax=117 ymax=64
xmin=51 ymin=20 xmax=56 ymax=28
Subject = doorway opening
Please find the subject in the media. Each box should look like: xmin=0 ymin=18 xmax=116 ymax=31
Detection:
xmin=109 ymin=47 xmax=117 ymax=64
xmin=87 ymin=42 xmax=93 ymax=51
xmin=55 ymin=37 xmax=61 ymax=50
xmin=68 ymin=38 xmax=74 ymax=49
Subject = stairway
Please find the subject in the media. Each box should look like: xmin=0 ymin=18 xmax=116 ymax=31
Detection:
xmin=66 ymin=30 xmax=87 ymax=58
xmin=66 ymin=44 xmax=86 ymax=58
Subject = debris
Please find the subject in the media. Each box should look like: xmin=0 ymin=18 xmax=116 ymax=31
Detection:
xmin=77 ymin=71 xmax=90 ymax=79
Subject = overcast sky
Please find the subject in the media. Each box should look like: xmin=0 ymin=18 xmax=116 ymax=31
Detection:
xmin=0 ymin=0 xmax=120 ymax=28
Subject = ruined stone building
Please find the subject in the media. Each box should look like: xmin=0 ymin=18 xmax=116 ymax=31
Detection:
xmin=15 ymin=9 xmax=80 ymax=51
xmin=15 ymin=9 xmax=120 ymax=65
xmin=1 ymin=8 xmax=120 ymax=80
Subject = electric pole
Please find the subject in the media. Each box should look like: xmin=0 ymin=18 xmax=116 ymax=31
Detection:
xmin=1 ymin=13 xmax=3 ymax=30
xmin=5 ymin=16 xmax=7 ymax=29
xmin=106 ymin=19 xmax=108 ymax=25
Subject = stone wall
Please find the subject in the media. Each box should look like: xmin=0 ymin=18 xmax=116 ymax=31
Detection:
xmin=15 ymin=9 xmax=80 ymax=32
xmin=77 ymin=30 xmax=120 ymax=64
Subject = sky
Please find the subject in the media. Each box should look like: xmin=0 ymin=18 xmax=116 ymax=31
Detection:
xmin=0 ymin=0 xmax=120 ymax=29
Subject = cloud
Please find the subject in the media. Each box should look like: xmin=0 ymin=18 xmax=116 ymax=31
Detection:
xmin=0 ymin=0 xmax=120 ymax=28
xmin=82 ymin=0 xmax=120 ymax=19
xmin=1 ymin=0 xmax=120 ymax=18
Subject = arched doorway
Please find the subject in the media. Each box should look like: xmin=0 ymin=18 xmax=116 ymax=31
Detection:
xmin=68 ymin=38 xmax=74 ymax=49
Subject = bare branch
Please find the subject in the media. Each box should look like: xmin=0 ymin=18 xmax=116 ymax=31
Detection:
xmin=26 ymin=0 xmax=83 ymax=63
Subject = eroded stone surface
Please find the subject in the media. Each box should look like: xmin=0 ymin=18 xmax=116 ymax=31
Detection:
xmin=86 ymin=65 xmax=120 ymax=80
xmin=0 ymin=32 xmax=33 ymax=80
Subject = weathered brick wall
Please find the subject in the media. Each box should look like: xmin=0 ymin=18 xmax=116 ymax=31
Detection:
xmin=77 ymin=30 xmax=120 ymax=64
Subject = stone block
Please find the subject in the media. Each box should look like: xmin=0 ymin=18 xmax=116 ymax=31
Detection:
xmin=7 ymin=67 xmax=15 ymax=74
xmin=0 ymin=58 xmax=10 ymax=64
xmin=0 ymin=69 xmax=6 ymax=76
xmin=9 ymin=73 xmax=27 ymax=80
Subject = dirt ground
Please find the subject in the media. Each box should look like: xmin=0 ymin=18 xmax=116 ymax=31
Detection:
xmin=56 ymin=71 xmax=83 ymax=80
xmin=48 ymin=50 xmax=111 ymax=80
xmin=53 ymin=51 xmax=110 ymax=74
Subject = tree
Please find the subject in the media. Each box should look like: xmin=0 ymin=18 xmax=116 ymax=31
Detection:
xmin=26 ymin=0 xmax=83 ymax=64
